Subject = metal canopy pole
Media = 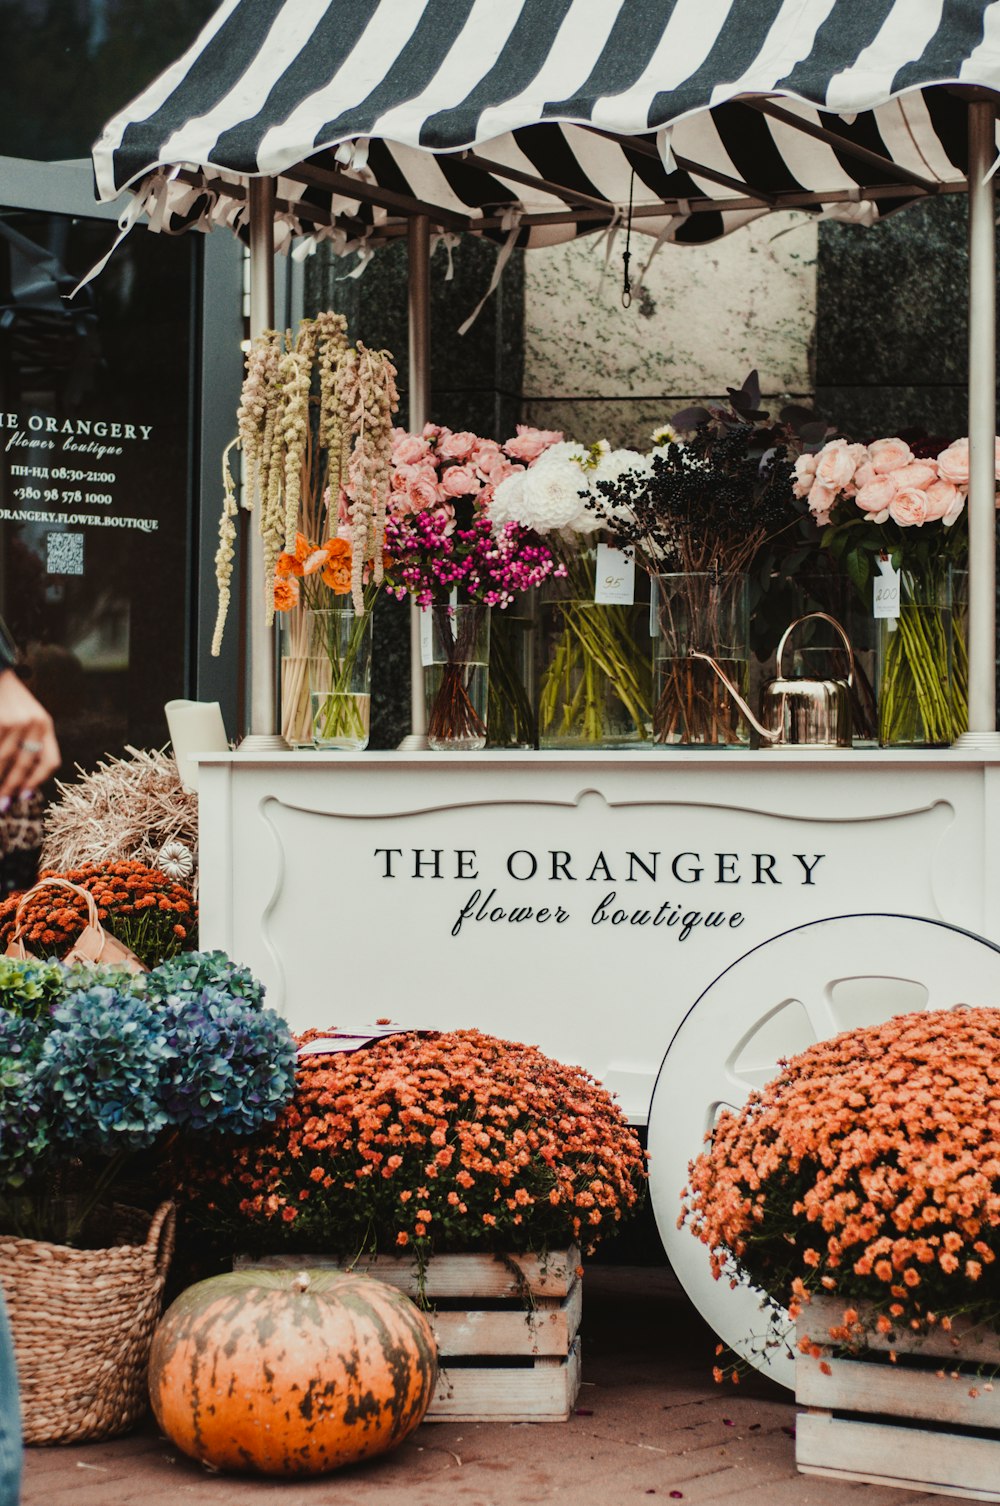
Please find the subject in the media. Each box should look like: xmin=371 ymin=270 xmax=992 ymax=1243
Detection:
xmin=398 ymin=213 xmax=431 ymax=751
xmin=241 ymin=177 xmax=288 ymax=750
xmin=957 ymin=101 xmax=1000 ymax=750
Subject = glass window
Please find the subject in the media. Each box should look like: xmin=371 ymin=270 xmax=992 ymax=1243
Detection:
xmin=0 ymin=207 xmax=196 ymax=774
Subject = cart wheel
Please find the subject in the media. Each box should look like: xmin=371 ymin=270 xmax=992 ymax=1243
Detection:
xmin=646 ymin=912 xmax=1000 ymax=1390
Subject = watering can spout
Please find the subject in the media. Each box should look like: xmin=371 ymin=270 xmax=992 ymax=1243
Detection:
xmin=689 ymin=651 xmax=778 ymax=741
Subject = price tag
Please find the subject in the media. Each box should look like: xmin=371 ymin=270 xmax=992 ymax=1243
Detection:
xmin=420 ymin=605 xmax=434 ymax=666
xmin=594 ymin=543 xmax=635 ymax=606
xmin=873 ymin=559 xmax=901 ymax=620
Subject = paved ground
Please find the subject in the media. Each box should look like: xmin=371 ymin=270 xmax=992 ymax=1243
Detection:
xmin=22 ymin=1265 xmax=973 ymax=1506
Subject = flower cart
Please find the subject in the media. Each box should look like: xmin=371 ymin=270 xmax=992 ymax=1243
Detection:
xmin=91 ymin=0 xmax=1000 ymax=1416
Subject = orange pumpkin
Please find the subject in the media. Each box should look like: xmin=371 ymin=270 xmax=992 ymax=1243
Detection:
xmin=148 ymin=1268 xmax=437 ymax=1475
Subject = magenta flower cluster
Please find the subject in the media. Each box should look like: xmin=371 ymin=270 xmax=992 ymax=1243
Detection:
xmin=384 ymin=422 xmax=566 ymax=606
xmin=385 ymin=508 xmax=563 ymax=608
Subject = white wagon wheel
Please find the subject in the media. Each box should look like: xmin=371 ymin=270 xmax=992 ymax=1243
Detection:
xmin=646 ymin=913 xmax=1000 ymax=1390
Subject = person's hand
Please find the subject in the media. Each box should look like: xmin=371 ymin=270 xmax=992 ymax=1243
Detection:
xmin=0 ymin=670 xmax=60 ymax=805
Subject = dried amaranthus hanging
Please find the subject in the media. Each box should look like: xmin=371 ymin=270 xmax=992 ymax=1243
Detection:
xmin=211 ymin=316 xmax=398 ymax=657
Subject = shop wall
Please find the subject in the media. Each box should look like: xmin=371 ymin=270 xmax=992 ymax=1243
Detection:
xmin=814 ymin=196 xmax=978 ymax=440
xmin=520 ymin=213 xmax=818 ymax=447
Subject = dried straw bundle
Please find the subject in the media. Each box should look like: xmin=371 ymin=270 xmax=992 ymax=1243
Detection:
xmin=41 ymin=747 xmax=198 ymax=884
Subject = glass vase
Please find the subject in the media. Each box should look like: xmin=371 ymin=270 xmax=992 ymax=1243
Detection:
xmin=280 ymin=604 xmax=314 ymax=747
xmin=424 ymin=603 xmax=491 ymax=751
xmin=536 ymin=553 xmax=652 ymax=749
xmin=487 ymin=598 xmax=537 ymax=749
xmin=650 ymin=572 xmax=750 ymax=746
xmin=306 ymin=603 xmax=373 ymax=751
xmin=877 ymin=567 xmax=961 ymax=747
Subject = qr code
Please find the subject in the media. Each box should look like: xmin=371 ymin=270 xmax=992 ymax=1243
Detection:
xmin=46 ymin=532 xmax=84 ymax=576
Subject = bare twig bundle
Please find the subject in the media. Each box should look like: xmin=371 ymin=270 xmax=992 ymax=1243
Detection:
xmin=41 ymin=747 xmax=199 ymax=883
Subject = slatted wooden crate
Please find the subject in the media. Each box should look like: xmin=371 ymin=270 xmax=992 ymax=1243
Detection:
xmin=237 ymin=1246 xmax=582 ymax=1423
xmin=796 ymin=1294 xmax=1000 ymax=1501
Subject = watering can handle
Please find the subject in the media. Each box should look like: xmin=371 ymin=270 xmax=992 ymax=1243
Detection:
xmin=775 ymin=611 xmax=855 ymax=688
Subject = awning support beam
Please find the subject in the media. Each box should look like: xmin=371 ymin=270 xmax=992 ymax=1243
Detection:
xmin=744 ymin=99 xmax=941 ymax=195
xmin=242 ymin=176 xmax=289 ymax=749
xmin=285 ymin=160 xmax=471 ymax=233
xmin=956 ymin=100 xmax=1000 ymax=748
xmin=399 ymin=213 xmax=432 ymax=751
xmin=577 ymin=125 xmax=779 ymax=207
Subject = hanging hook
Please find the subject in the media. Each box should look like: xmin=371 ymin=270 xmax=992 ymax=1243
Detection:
xmin=622 ymin=168 xmax=635 ymax=309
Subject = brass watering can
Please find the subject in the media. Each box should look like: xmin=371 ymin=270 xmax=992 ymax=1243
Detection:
xmin=691 ymin=611 xmax=855 ymax=749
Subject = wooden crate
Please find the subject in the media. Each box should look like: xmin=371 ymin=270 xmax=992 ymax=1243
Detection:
xmin=237 ymin=1246 xmax=582 ymax=1423
xmin=796 ymin=1294 xmax=1000 ymax=1501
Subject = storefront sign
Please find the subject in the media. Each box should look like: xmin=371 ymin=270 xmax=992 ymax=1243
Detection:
xmin=199 ymin=754 xmax=994 ymax=1122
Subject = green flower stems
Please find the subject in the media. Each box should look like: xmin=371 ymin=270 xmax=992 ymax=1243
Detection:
xmin=538 ymin=599 xmax=652 ymax=743
xmin=538 ymin=549 xmax=652 ymax=744
xmin=488 ymin=612 xmax=537 ymax=748
xmin=311 ymin=601 xmax=373 ymax=746
xmin=878 ymin=574 xmax=967 ymax=746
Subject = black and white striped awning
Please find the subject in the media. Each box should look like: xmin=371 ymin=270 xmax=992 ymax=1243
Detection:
xmin=93 ymin=0 xmax=1000 ymax=253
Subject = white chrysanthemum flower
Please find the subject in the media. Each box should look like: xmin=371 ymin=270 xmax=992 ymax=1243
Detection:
xmin=530 ymin=440 xmax=592 ymax=472
xmin=489 ymin=471 xmax=527 ymax=528
xmin=650 ymin=422 xmax=680 ymax=447
xmin=591 ymin=448 xmax=650 ymax=487
xmin=588 ymin=448 xmax=652 ymax=530
xmin=520 ymin=463 xmax=592 ymax=532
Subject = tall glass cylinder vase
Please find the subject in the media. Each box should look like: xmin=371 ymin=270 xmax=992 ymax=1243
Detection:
xmin=536 ymin=552 xmax=652 ymax=749
xmin=951 ymin=567 xmax=969 ymax=741
xmin=424 ymin=603 xmax=491 ymax=751
xmin=877 ymin=567 xmax=960 ymax=747
xmin=306 ymin=603 xmax=373 ymax=751
xmin=488 ymin=598 xmax=537 ymax=749
xmin=650 ymin=573 xmax=750 ymax=746
xmin=280 ymin=604 xmax=313 ymax=747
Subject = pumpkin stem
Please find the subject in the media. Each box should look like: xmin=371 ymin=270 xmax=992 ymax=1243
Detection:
xmin=293 ymin=1270 xmax=311 ymax=1293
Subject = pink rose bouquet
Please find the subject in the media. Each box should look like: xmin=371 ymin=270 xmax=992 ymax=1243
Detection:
xmin=794 ymin=435 xmax=976 ymax=533
xmin=796 ymin=434 xmax=984 ymax=745
xmin=383 ymin=422 xmax=565 ymax=607
xmin=383 ymin=423 xmax=567 ymax=749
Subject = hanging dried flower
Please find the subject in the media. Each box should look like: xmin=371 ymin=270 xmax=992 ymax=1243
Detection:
xmin=347 ymin=344 xmax=398 ymax=612
xmin=211 ymin=317 xmax=398 ymax=649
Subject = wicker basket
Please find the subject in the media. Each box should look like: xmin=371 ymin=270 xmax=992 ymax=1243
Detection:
xmin=0 ymin=1200 xmax=175 ymax=1445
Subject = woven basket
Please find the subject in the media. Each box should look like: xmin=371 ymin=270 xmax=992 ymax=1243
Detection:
xmin=0 ymin=1200 xmax=175 ymax=1445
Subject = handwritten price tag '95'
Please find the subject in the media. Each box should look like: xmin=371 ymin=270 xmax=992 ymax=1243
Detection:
xmin=873 ymin=559 xmax=901 ymax=621
xmin=593 ymin=543 xmax=635 ymax=606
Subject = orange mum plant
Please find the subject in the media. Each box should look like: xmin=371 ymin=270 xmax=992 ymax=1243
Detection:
xmin=178 ymin=1028 xmax=646 ymax=1262
xmin=681 ymin=1008 xmax=1000 ymax=1366
xmin=0 ymin=860 xmax=197 ymax=968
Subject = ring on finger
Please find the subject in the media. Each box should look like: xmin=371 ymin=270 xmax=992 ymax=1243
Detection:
xmin=19 ymin=739 xmax=44 ymax=754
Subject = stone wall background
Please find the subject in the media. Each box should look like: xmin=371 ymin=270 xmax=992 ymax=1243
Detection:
xmin=521 ymin=212 xmax=817 ymax=447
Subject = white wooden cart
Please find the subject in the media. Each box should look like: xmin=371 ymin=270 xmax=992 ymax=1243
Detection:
xmin=93 ymin=0 xmax=1000 ymax=1391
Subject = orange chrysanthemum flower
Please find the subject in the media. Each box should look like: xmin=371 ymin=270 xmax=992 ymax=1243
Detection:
xmin=275 ymin=551 xmax=304 ymax=579
xmin=177 ymin=1029 xmax=646 ymax=1260
xmin=0 ymin=859 xmax=197 ymax=968
xmin=682 ymin=1009 xmax=1000 ymax=1340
